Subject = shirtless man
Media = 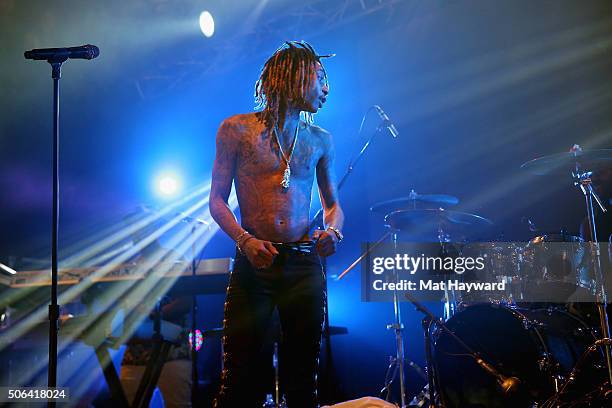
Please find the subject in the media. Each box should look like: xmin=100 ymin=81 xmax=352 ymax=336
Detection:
xmin=210 ymin=41 xmax=344 ymax=407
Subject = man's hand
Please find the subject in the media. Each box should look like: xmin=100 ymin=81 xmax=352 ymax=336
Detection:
xmin=242 ymin=238 xmax=279 ymax=269
xmin=312 ymin=229 xmax=338 ymax=257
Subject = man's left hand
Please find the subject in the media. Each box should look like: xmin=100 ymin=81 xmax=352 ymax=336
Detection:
xmin=312 ymin=229 xmax=338 ymax=257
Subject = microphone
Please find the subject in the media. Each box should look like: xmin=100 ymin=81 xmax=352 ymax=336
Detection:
xmin=24 ymin=44 xmax=100 ymax=61
xmin=475 ymin=357 xmax=521 ymax=394
xmin=373 ymin=105 xmax=399 ymax=138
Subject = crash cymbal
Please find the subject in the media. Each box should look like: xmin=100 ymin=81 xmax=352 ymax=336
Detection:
xmin=370 ymin=190 xmax=459 ymax=213
xmin=384 ymin=209 xmax=493 ymax=233
xmin=521 ymin=149 xmax=612 ymax=176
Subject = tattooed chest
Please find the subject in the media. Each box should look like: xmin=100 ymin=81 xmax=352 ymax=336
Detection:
xmin=237 ymin=136 xmax=320 ymax=179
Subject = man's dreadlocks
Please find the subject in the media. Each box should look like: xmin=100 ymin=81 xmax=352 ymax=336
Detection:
xmin=255 ymin=41 xmax=332 ymax=127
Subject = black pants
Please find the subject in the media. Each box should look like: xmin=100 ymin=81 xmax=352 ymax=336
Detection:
xmin=213 ymin=244 xmax=325 ymax=408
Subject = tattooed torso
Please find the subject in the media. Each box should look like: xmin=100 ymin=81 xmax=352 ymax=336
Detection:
xmin=221 ymin=112 xmax=328 ymax=242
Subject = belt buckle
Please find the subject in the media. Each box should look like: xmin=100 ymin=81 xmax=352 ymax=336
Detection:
xmin=295 ymin=242 xmax=314 ymax=254
xmin=273 ymin=241 xmax=314 ymax=254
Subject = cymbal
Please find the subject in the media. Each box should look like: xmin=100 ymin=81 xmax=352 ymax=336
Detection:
xmin=370 ymin=191 xmax=459 ymax=213
xmin=384 ymin=209 xmax=493 ymax=233
xmin=521 ymin=149 xmax=612 ymax=176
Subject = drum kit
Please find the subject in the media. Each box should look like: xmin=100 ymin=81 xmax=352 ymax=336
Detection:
xmin=340 ymin=147 xmax=612 ymax=407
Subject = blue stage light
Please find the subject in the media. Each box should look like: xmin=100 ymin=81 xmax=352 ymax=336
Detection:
xmin=199 ymin=11 xmax=215 ymax=38
xmin=154 ymin=172 xmax=181 ymax=198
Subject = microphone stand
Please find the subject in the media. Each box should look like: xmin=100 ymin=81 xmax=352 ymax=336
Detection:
xmin=40 ymin=56 xmax=68 ymax=407
xmin=310 ymin=118 xmax=388 ymax=222
xmin=309 ymin=111 xmax=391 ymax=401
xmin=25 ymin=50 xmax=96 ymax=406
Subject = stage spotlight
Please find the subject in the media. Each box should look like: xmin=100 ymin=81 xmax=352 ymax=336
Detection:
xmin=154 ymin=173 xmax=181 ymax=198
xmin=199 ymin=11 xmax=215 ymax=38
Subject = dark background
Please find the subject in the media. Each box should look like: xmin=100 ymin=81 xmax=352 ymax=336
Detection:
xmin=1 ymin=0 xmax=611 ymax=404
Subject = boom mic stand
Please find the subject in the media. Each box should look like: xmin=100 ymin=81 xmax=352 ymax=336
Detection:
xmin=309 ymin=106 xmax=399 ymax=402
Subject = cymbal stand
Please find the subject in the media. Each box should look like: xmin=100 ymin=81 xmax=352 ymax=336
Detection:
xmin=338 ymin=229 xmax=408 ymax=405
xmin=437 ymin=225 xmax=457 ymax=321
xmin=573 ymin=167 xmax=612 ymax=383
xmin=386 ymin=231 xmax=408 ymax=407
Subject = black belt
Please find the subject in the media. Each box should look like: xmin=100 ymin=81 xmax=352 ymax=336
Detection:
xmin=272 ymin=241 xmax=316 ymax=254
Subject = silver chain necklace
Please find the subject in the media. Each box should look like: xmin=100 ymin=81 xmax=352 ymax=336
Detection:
xmin=272 ymin=123 xmax=300 ymax=189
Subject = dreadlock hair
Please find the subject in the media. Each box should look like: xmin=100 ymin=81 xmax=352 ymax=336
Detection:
xmin=254 ymin=41 xmax=331 ymax=128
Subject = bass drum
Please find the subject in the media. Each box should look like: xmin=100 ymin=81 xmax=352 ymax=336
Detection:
xmin=432 ymin=303 xmax=600 ymax=407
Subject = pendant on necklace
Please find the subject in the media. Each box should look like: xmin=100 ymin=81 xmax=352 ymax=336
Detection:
xmin=281 ymin=165 xmax=291 ymax=189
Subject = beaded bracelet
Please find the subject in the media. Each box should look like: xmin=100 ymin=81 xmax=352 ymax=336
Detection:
xmin=235 ymin=231 xmax=252 ymax=253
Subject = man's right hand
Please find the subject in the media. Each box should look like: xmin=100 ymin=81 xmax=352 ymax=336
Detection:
xmin=242 ymin=238 xmax=279 ymax=269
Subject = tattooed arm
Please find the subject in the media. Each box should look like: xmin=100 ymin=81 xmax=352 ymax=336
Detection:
xmin=209 ymin=119 xmax=244 ymax=242
xmin=313 ymin=129 xmax=344 ymax=256
xmin=209 ymin=118 xmax=278 ymax=267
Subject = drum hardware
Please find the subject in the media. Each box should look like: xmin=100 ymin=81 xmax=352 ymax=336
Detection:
xmin=338 ymin=197 xmax=493 ymax=407
xmin=541 ymin=340 xmax=609 ymax=408
xmin=408 ymin=383 xmax=433 ymax=408
xmin=342 ymin=193 xmax=494 ymax=407
xmin=390 ymin=231 xmax=408 ymax=408
xmin=383 ymin=208 xmax=493 ymax=320
xmin=575 ymin=170 xmax=612 ymax=382
xmin=337 ymin=229 xmax=407 ymax=406
xmin=392 ymin=207 xmax=490 ymax=406
xmin=379 ymin=355 xmax=399 ymax=402
xmin=380 ymin=354 xmax=429 ymax=402
xmin=536 ymin=353 xmax=553 ymax=373
xmin=421 ymin=316 xmax=440 ymax=408
xmin=552 ymin=374 xmax=565 ymax=393
xmin=522 ymin=146 xmax=612 ymax=384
